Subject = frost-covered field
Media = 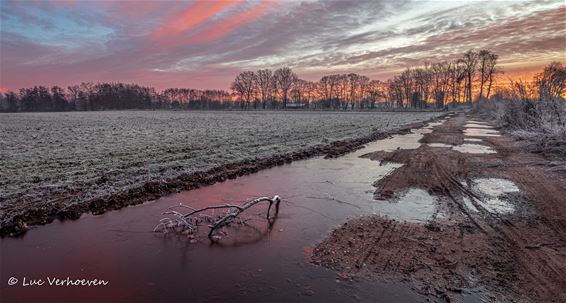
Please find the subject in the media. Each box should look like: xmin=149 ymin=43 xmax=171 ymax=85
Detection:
xmin=0 ymin=111 xmax=442 ymax=203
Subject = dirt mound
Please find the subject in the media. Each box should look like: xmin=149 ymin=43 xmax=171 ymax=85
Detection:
xmin=312 ymin=216 xmax=496 ymax=302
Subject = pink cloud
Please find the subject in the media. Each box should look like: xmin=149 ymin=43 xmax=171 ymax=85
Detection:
xmin=188 ymin=1 xmax=276 ymax=44
xmin=152 ymin=1 xmax=243 ymax=42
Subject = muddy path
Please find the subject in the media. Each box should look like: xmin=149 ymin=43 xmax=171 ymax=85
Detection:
xmin=312 ymin=113 xmax=566 ymax=302
xmin=0 ymin=115 xmax=446 ymax=237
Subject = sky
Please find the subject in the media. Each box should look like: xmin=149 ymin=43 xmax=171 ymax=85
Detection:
xmin=1 ymin=0 xmax=565 ymax=92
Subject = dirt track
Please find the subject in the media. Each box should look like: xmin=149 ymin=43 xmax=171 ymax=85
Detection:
xmin=312 ymin=113 xmax=566 ymax=302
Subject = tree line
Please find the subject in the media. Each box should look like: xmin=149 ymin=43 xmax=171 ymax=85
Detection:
xmin=230 ymin=49 xmax=499 ymax=110
xmin=0 ymin=49 xmax=546 ymax=113
xmin=230 ymin=67 xmax=388 ymax=110
xmin=385 ymin=49 xmax=499 ymax=109
xmin=0 ymin=83 xmax=234 ymax=112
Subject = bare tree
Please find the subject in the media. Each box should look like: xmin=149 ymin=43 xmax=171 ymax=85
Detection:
xmin=536 ymin=61 xmax=566 ymax=101
xmin=399 ymin=69 xmax=413 ymax=108
xmin=449 ymin=61 xmax=466 ymax=104
xmin=347 ymin=73 xmax=360 ymax=109
xmin=231 ymin=71 xmax=257 ymax=109
xmin=274 ymin=67 xmax=297 ymax=108
xmin=460 ymin=50 xmax=479 ymax=104
xmin=478 ymin=49 xmax=499 ymax=101
xmin=336 ymin=74 xmax=349 ymax=109
xmin=318 ymin=75 xmax=340 ymax=108
xmin=358 ymin=75 xmax=370 ymax=108
xmin=256 ymin=69 xmax=275 ymax=109
xmin=291 ymin=79 xmax=311 ymax=107
xmin=431 ymin=62 xmax=451 ymax=108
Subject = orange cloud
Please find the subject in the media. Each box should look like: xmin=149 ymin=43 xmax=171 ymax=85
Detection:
xmin=152 ymin=0 xmax=243 ymax=40
xmin=0 ymin=87 xmax=8 ymax=93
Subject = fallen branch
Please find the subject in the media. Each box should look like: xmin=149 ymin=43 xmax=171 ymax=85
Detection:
xmin=154 ymin=195 xmax=281 ymax=241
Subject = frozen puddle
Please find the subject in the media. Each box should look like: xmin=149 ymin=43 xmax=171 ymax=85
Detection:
xmin=361 ymin=119 xmax=447 ymax=153
xmin=464 ymin=121 xmax=500 ymax=137
xmin=425 ymin=120 xmax=447 ymax=128
xmin=426 ymin=142 xmax=496 ymax=154
xmin=362 ymin=125 xmax=434 ymax=152
xmin=377 ymin=188 xmax=441 ymax=223
xmin=463 ymin=178 xmax=520 ymax=214
xmin=427 ymin=143 xmax=453 ymax=148
xmin=464 ymin=128 xmax=501 ymax=137
xmin=474 ymin=178 xmax=520 ymax=196
xmin=468 ymin=120 xmax=489 ymax=124
xmin=464 ymin=123 xmax=493 ymax=128
xmin=465 ymin=138 xmax=483 ymax=142
xmin=424 ymin=119 xmax=498 ymax=154
xmin=453 ymin=144 xmax=496 ymax=154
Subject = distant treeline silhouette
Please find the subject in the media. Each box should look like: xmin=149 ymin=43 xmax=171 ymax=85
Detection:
xmin=1 ymin=49 xmax=553 ymax=113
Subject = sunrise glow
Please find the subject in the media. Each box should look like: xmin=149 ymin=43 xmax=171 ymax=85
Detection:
xmin=1 ymin=0 xmax=564 ymax=90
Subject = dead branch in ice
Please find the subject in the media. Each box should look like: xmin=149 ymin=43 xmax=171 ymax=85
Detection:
xmin=154 ymin=195 xmax=281 ymax=241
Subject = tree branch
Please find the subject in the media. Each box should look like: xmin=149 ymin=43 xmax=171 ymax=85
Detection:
xmin=154 ymin=195 xmax=281 ymax=242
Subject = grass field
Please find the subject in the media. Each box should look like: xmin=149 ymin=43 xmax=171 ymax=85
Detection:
xmin=0 ymin=111 xmax=442 ymax=204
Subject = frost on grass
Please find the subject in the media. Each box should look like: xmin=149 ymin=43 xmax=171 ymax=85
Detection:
xmin=0 ymin=111 xmax=442 ymax=207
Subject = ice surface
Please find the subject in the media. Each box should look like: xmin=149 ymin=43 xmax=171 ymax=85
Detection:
xmin=464 ymin=123 xmax=494 ymax=129
xmin=464 ymin=138 xmax=483 ymax=142
xmin=464 ymin=128 xmax=501 ymax=137
xmin=376 ymin=188 xmax=441 ymax=223
xmin=473 ymin=178 xmax=520 ymax=196
xmin=464 ymin=178 xmax=520 ymax=214
xmin=452 ymin=144 xmax=496 ymax=154
xmin=427 ymin=143 xmax=453 ymax=148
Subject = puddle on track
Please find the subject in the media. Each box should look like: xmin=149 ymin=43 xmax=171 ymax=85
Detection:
xmin=384 ymin=188 xmax=442 ymax=222
xmin=464 ymin=128 xmax=501 ymax=137
xmin=0 ymin=124 xmax=451 ymax=303
xmin=464 ymin=123 xmax=494 ymax=129
xmin=465 ymin=138 xmax=483 ymax=142
xmin=463 ymin=178 xmax=520 ymax=215
xmin=473 ymin=178 xmax=520 ymax=196
xmin=426 ymin=142 xmax=496 ymax=154
xmin=361 ymin=126 xmax=432 ymax=153
xmin=453 ymin=144 xmax=496 ymax=154
xmin=427 ymin=143 xmax=453 ymax=148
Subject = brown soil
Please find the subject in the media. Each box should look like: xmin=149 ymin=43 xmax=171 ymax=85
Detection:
xmin=312 ymin=113 xmax=566 ymax=302
xmin=0 ymin=116 xmax=444 ymax=237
